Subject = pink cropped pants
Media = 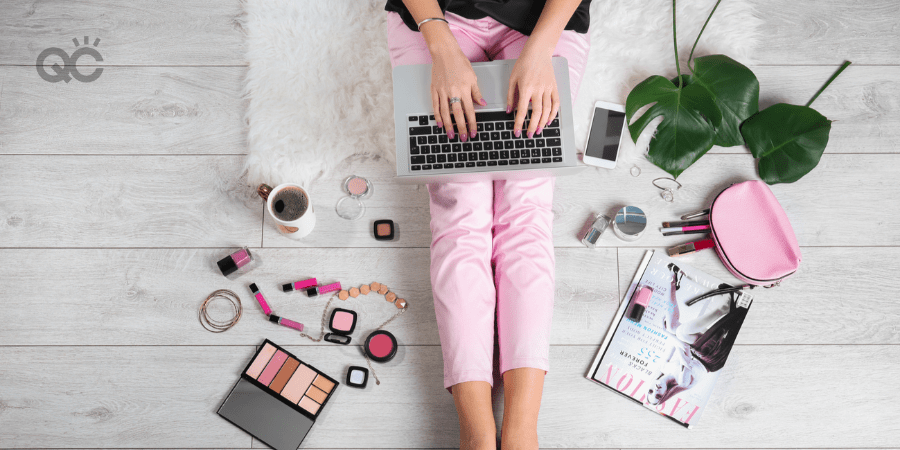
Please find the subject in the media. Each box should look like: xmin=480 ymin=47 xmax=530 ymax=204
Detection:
xmin=387 ymin=12 xmax=590 ymax=389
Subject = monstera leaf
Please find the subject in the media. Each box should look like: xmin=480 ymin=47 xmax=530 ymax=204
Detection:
xmin=690 ymin=55 xmax=759 ymax=147
xmin=626 ymin=75 xmax=722 ymax=178
xmin=741 ymin=104 xmax=831 ymax=184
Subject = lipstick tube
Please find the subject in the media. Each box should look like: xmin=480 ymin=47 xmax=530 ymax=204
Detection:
xmin=268 ymin=314 xmax=304 ymax=332
xmin=282 ymin=277 xmax=318 ymax=293
xmin=306 ymin=282 xmax=341 ymax=297
xmin=627 ymin=286 xmax=653 ymax=323
xmin=248 ymin=283 xmax=272 ymax=316
xmin=667 ymin=238 xmax=715 ymax=257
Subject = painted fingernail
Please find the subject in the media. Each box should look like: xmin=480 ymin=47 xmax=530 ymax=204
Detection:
xmin=461 ymin=133 xmax=467 ymax=142
xmin=514 ymin=130 xmax=521 ymax=137
xmin=470 ymin=131 xmax=477 ymax=138
xmin=537 ymin=127 xmax=543 ymax=134
xmin=506 ymin=106 xmax=512 ymax=114
xmin=480 ymin=98 xmax=487 ymax=106
xmin=527 ymin=131 xmax=534 ymax=138
xmin=436 ymin=121 xmax=442 ymax=128
xmin=448 ymin=130 xmax=455 ymax=139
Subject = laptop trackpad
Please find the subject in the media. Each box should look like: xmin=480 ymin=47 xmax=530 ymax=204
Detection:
xmin=472 ymin=65 xmax=509 ymax=107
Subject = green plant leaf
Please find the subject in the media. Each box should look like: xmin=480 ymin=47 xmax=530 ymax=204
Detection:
xmin=689 ymin=55 xmax=759 ymax=147
xmin=626 ymin=75 xmax=722 ymax=178
xmin=740 ymin=103 xmax=831 ymax=184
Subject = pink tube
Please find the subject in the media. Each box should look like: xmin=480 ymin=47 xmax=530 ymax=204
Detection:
xmin=293 ymin=278 xmax=317 ymax=290
xmin=269 ymin=315 xmax=304 ymax=332
xmin=249 ymin=283 xmax=272 ymax=316
xmin=318 ymin=282 xmax=341 ymax=294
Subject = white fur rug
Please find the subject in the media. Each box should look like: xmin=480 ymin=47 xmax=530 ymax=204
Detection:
xmin=242 ymin=0 xmax=761 ymax=188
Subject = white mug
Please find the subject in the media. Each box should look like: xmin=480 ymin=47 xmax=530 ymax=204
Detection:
xmin=257 ymin=183 xmax=316 ymax=239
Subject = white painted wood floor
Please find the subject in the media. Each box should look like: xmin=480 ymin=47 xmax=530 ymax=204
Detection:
xmin=2 ymin=0 xmax=899 ymax=448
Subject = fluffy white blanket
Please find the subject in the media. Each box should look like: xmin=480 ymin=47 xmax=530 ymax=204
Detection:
xmin=243 ymin=0 xmax=760 ymax=187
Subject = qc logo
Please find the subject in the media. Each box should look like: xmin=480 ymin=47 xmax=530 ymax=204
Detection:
xmin=36 ymin=36 xmax=103 ymax=83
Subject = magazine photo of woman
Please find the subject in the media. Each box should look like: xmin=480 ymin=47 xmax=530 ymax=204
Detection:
xmin=647 ymin=263 xmax=749 ymax=406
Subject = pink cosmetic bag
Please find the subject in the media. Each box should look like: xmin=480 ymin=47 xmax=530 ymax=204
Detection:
xmin=708 ymin=180 xmax=802 ymax=286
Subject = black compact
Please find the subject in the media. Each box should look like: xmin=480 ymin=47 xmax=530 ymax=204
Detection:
xmin=346 ymin=366 xmax=369 ymax=388
xmin=373 ymin=219 xmax=395 ymax=241
xmin=323 ymin=308 xmax=357 ymax=345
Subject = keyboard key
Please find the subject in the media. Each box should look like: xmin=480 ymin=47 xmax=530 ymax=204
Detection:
xmin=409 ymin=116 xmax=418 ymax=122
xmin=542 ymin=128 xmax=560 ymax=137
xmin=542 ymin=148 xmax=551 ymax=157
xmin=542 ymin=157 xmax=551 ymax=163
xmin=420 ymin=146 xmax=430 ymax=154
xmin=463 ymin=143 xmax=472 ymax=151
xmin=410 ymin=147 xmax=419 ymax=155
xmin=532 ymin=158 xmax=541 ymax=164
xmin=478 ymin=132 xmax=488 ymax=141
xmin=505 ymin=121 xmax=515 ymax=130
xmin=483 ymin=142 xmax=493 ymax=150
xmin=419 ymin=116 xmax=429 ymax=125
xmin=433 ymin=125 xmax=442 ymax=134
xmin=504 ymin=141 xmax=514 ymax=149
xmin=479 ymin=151 xmax=489 ymax=161
xmin=442 ymin=144 xmax=451 ymax=153
xmin=451 ymin=143 xmax=461 ymax=152
xmin=509 ymin=159 xmax=519 ymax=165
xmin=473 ymin=143 xmax=483 ymax=150
xmin=466 ymin=162 xmax=476 ymax=167
xmin=490 ymin=132 xmax=500 ymax=141
xmin=487 ymin=161 xmax=498 ymax=166
xmin=489 ymin=151 xmax=500 ymax=160
xmin=500 ymin=150 xmax=509 ymax=159
xmin=423 ymin=164 xmax=432 ymax=170
xmin=552 ymin=147 xmax=562 ymax=156
xmin=433 ymin=163 xmax=442 ymax=169
xmin=548 ymin=118 xmax=559 ymax=128
xmin=553 ymin=157 xmax=563 ymax=162
xmin=437 ymin=154 xmax=447 ymax=163
xmin=536 ymin=139 xmax=545 ymax=147
xmin=447 ymin=154 xmax=457 ymax=162
xmin=534 ymin=129 xmax=542 ymax=137
xmin=514 ymin=140 xmax=524 ymax=148
xmin=430 ymin=115 xmax=435 ymax=120
xmin=427 ymin=155 xmax=436 ymax=163
xmin=417 ymin=136 xmax=427 ymax=145
xmin=499 ymin=160 xmax=508 ymax=166
xmin=501 ymin=131 xmax=511 ymax=140
xmin=477 ymin=123 xmax=484 ymax=132
xmin=547 ymin=138 xmax=562 ymax=146
xmin=531 ymin=149 xmax=541 ymax=158
xmin=411 ymin=155 xmax=426 ymax=165
xmin=411 ymin=165 xmax=421 ymax=170
xmin=458 ymin=152 xmax=468 ymax=162
xmin=439 ymin=134 xmax=448 ymax=143
xmin=470 ymin=132 xmax=479 ymax=141
xmin=455 ymin=163 xmax=464 ymax=168
xmin=520 ymin=158 xmax=530 ymax=164
xmin=511 ymin=150 xmax=520 ymax=158
xmin=409 ymin=126 xmax=431 ymax=136
xmin=525 ymin=139 xmax=535 ymax=148
xmin=428 ymin=135 xmax=437 ymax=144
xmin=409 ymin=137 xmax=417 ymax=147
xmin=484 ymin=122 xmax=494 ymax=131
xmin=477 ymin=161 xmax=487 ymax=167
xmin=450 ymin=133 xmax=459 ymax=143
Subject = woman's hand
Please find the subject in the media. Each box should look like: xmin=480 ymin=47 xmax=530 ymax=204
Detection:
xmin=507 ymin=45 xmax=559 ymax=138
xmin=430 ymin=47 xmax=486 ymax=142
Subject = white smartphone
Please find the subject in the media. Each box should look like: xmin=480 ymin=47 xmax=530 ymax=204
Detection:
xmin=582 ymin=100 xmax=627 ymax=169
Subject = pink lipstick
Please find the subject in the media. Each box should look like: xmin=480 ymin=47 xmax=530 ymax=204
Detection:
xmin=282 ymin=277 xmax=318 ymax=293
xmin=306 ymin=282 xmax=341 ymax=297
xmin=268 ymin=314 xmax=304 ymax=332
xmin=248 ymin=283 xmax=272 ymax=316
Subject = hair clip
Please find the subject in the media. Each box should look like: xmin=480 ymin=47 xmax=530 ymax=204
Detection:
xmin=653 ymin=177 xmax=682 ymax=203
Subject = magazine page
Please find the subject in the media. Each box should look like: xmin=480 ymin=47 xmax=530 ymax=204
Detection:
xmin=587 ymin=250 xmax=752 ymax=428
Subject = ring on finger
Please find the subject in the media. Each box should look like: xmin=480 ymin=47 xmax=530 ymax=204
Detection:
xmin=449 ymin=97 xmax=461 ymax=105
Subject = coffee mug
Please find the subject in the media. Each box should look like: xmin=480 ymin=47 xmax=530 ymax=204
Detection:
xmin=257 ymin=183 xmax=316 ymax=239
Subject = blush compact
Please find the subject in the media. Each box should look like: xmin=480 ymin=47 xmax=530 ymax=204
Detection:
xmin=364 ymin=330 xmax=398 ymax=363
xmin=373 ymin=219 xmax=395 ymax=241
xmin=324 ymin=308 xmax=357 ymax=345
xmin=335 ymin=175 xmax=372 ymax=220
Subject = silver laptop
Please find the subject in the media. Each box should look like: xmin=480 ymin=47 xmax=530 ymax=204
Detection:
xmin=392 ymin=57 xmax=582 ymax=184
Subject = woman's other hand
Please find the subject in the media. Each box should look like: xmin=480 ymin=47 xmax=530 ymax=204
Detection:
xmin=429 ymin=45 xmax=486 ymax=142
xmin=507 ymin=46 xmax=559 ymax=138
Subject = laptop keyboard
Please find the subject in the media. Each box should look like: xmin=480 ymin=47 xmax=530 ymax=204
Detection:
xmin=407 ymin=110 xmax=562 ymax=171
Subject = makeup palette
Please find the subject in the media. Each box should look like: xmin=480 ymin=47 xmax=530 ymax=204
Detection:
xmin=218 ymin=340 xmax=338 ymax=450
xmin=324 ymin=308 xmax=357 ymax=345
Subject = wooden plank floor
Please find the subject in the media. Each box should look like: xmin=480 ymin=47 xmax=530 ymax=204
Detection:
xmin=2 ymin=0 xmax=899 ymax=448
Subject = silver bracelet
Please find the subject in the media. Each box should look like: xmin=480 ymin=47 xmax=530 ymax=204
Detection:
xmin=416 ymin=17 xmax=449 ymax=31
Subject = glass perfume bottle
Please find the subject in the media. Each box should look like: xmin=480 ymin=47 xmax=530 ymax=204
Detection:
xmin=581 ymin=214 xmax=611 ymax=248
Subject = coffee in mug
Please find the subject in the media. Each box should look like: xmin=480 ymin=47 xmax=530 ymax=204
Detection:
xmin=258 ymin=183 xmax=316 ymax=239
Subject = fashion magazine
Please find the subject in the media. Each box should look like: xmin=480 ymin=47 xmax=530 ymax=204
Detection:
xmin=586 ymin=250 xmax=753 ymax=428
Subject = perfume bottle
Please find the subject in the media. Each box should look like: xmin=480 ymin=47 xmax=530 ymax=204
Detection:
xmin=581 ymin=214 xmax=611 ymax=248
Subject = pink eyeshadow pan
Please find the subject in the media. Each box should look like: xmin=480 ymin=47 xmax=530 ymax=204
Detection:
xmin=298 ymin=396 xmax=320 ymax=414
xmin=246 ymin=343 xmax=277 ymax=379
xmin=258 ymin=350 xmax=287 ymax=386
xmin=280 ymin=364 xmax=317 ymax=404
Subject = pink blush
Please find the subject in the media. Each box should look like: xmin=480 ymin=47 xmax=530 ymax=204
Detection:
xmin=332 ymin=311 xmax=354 ymax=331
xmin=369 ymin=334 xmax=393 ymax=358
xmin=347 ymin=178 xmax=368 ymax=196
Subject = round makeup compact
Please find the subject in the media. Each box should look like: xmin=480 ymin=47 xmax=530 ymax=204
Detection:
xmin=364 ymin=330 xmax=398 ymax=363
xmin=335 ymin=175 xmax=372 ymax=220
xmin=612 ymin=206 xmax=647 ymax=241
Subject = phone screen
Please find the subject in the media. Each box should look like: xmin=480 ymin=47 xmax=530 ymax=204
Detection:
xmin=585 ymin=107 xmax=626 ymax=161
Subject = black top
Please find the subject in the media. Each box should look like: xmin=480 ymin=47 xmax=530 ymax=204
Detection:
xmin=385 ymin=0 xmax=591 ymax=36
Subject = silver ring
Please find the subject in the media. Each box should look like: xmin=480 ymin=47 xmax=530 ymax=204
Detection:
xmin=449 ymin=97 xmax=461 ymax=105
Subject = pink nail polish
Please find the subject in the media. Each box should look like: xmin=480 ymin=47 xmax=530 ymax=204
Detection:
xmin=437 ymin=121 xmax=442 ymax=128
xmin=480 ymin=98 xmax=487 ymax=106
xmin=537 ymin=127 xmax=543 ymax=134
xmin=470 ymin=131 xmax=476 ymax=138
xmin=448 ymin=130 xmax=454 ymax=139
xmin=514 ymin=130 xmax=521 ymax=137
xmin=506 ymin=106 xmax=511 ymax=114
xmin=461 ymin=134 xmax=467 ymax=142
xmin=527 ymin=131 xmax=534 ymax=138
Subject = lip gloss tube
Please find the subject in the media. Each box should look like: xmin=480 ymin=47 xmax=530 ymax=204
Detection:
xmin=248 ymin=283 xmax=272 ymax=316
xmin=306 ymin=282 xmax=341 ymax=297
xmin=268 ymin=314 xmax=304 ymax=332
xmin=282 ymin=277 xmax=318 ymax=293
xmin=627 ymin=286 xmax=653 ymax=323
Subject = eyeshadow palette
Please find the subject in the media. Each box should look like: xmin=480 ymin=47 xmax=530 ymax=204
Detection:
xmin=218 ymin=340 xmax=338 ymax=450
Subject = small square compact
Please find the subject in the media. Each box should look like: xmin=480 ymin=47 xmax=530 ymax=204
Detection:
xmin=346 ymin=366 xmax=369 ymax=388
xmin=373 ymin=219 xmax=395 ymax=241
xmin=324 ymin=308 xmax=357 ymax=345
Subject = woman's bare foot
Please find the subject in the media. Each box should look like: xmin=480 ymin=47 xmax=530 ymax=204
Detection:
xmin=452 ymin=381 xmax=497 ymax=450
xmin=500 ymin=368 xmax=544 ymax=450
